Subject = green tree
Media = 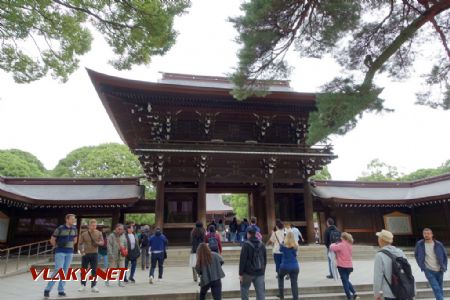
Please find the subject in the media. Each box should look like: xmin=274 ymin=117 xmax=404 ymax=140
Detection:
xmin=0 ymin=149 xmax=47 ymax=177
xmin=231 ymin=1 xmax=450 ymax=144
xmin=400 ymin=159 xmax=450 ymax=181
xmin=357 ymin=158 xmax=450 ymax=182
xmin=125 ymin=213 xmax=155 ymax=226
xmin=52 ymin=143 xmax=155 ymax=198
xmin=224 ymin=194 xmax=248 ymax=220
xmin=0 ymin=0 xmax=190 ymax=83
xmin=311 ymin=166 xmax=331 ymax=180
xmin=357 ymin=159 xmax=401 ymax=182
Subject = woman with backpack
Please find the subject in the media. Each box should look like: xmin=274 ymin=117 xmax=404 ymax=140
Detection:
xmin=190 ymin=221 xmax=206 ymax=282
xmin=205 ymin=225 xmax=222 ymax=254
xmin=139 ymin=225 xmax=151 ymax=270
xmin=267 ymin=220 xmax=285 ymax=279
xmin=196 ymin=243 xmax=225 ymax=300
xmin=277 ymin=231 xmax=300 ymax=300
xmin=330 ymin=232 xmax=359 ymax=300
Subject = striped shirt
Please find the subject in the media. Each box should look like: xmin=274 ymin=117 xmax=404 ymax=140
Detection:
xmin=53 ymin=225 xmax=77 ymax=253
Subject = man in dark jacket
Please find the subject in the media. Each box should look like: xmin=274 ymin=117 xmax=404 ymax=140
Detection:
xmin=239 ymin=226 xmax=267 ymax=300
xmin=414 ymin=228 xmax=448 ymax=300
xmin=323 ymin=218 xmax=339 ymax=279
xmin=124 ymin=223 xmax=140 ymax=283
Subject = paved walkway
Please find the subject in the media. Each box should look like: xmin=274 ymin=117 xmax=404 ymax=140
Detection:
xmin=1 ymin=258 xmax=448 ymax=300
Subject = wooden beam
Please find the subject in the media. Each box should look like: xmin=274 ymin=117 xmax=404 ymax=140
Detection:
xmin=273 ymin=188 xmax=305 ymax=193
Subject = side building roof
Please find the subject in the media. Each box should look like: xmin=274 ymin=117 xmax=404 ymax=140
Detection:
xmin=311 ymin=173 xmax=450 ymax=207
xmin=206 ymin=194 xmax=233 ymax=214
xmin=0 ymin=177 xmax=144 ymax=208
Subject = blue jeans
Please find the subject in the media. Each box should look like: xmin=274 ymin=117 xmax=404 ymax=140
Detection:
xmin=238 ymin=232 xmax=246 ymax=244
xmin=150 ymin=252 xmax=164 ymax=278
xmin=240 ymin=274 xmax=265 ymax=300
xmin=337 ymin=267 xmax=356 ymax=299
xmin=98 ymin=253 xmax=108 ymax=269
xmin=278 ymin=268 xmax=299 ymax=300
xmin=273 ymin=253 xmax=282 ymax=274
xmin=45 ymin=252 xmax=73 ymax=293
xmin=125 ymin=258 xmax=137 ymax=281
xmin=424 ymin=268 xmax=444 ymax=300
xmin=230 ymin=232 xmax=237 ymax=242
xmin=327 ymin=248 xmax=333 ymax=277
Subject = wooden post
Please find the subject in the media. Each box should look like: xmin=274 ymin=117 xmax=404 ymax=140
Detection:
xmin=335 ymin=208 xmax=344 ymax=231
xmin=198 ymin=175 xmax=207 ymax=226
xmin=112 ymin=208 xmax=120 ymax=227
xmin=442 ymin=203 xmax=450 ymax=243
xmin=155 ymin=180 xmax=165 ymax=229
xmin=265 ymin=176 xmax=276 ymax=233
xmin=249 ymin=192 xmax=255 ymax=218
xmin=303 ymin=180 xmax=315 ymax=244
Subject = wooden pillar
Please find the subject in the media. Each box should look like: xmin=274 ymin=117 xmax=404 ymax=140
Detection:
xmin=197 ymin=175 xmax=207 ymax=226
xmin=155 ymin=180 xmax=165 ymax=229
xmin=303 ymin=181 xmax=315 ymax=244
xmin=410 ymin=206 xmax=420 ymax=237
xmin=335 ymin=208 xmax=344 ymax=231
xmin=442 ymin=203 xmax=450 ymax=243
xmin=249 ymin=192 xmax=255 ymax=218
xmin=112 ymin=208 xmax=121 ymax=227
xmin=265 ymin=177 xmax=276 ymax=233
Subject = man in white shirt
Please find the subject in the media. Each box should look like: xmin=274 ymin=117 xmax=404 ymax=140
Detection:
xmin=288 ymin=224 xmax=304 ymax=245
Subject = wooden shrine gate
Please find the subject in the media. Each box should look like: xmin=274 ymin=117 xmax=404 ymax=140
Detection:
xmin=89 ymin=70 xmax=336 ymax=243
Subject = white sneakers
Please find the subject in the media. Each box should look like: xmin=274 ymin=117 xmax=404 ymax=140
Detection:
xmin=149 ymin=276 xmax=154 ymax=284
xmin=91 ymin=287 xmax=100 ymax=293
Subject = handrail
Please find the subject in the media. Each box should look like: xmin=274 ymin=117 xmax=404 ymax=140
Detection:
xmin=0 ymin=239 xmax=50 ymax=252
xmin=0 ymin=239 xmax=54 ymax=276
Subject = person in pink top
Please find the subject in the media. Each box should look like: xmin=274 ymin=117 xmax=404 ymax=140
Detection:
xmin=330 ymin=232 xmax=360 ymax=300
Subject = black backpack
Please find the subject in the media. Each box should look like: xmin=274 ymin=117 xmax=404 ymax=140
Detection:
xmin=208 ymin=234 xmax=219 ymax=252
xmin=380 ymin=250 xmax=415 ymax=300
xmin=246 ymin=240 xmax=264 ymax=272
xmin=140 ymin=232 xmax=149 ymax=247
xmin=329 ymin=228 xmax=341 ymax=244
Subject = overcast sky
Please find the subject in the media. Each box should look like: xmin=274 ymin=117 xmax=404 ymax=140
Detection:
xmin=0 ymin=0 xmax=449 ymax=180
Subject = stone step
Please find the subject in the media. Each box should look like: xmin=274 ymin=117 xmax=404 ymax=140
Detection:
xmin=52 ymin=285 xmax=450 ymax=300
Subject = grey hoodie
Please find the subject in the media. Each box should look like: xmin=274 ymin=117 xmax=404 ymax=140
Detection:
xmin=373 ymin=245 xmax=408 ymax=298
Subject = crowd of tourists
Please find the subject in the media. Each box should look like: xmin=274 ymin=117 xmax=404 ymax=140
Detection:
xmin=43 ymin=214 xmax=447 ymax=300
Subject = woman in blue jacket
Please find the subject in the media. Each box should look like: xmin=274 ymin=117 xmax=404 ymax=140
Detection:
xmin=148 ymin=227 xmax=168 ymax=283
xmin=278 ymin=231 xmax=300 ymax=300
